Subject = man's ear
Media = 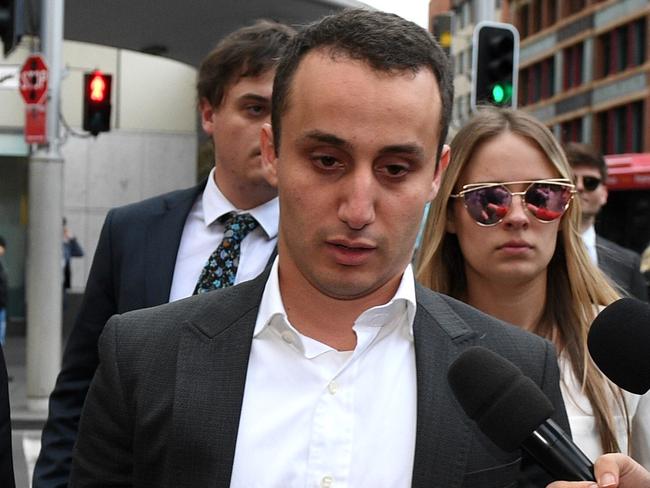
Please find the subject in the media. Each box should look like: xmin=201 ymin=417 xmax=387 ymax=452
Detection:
xmin=199 ymin=98 xmax=216 ymax=135
xmin=260 ymin=123 xmax=278 ymax=187
xmin=429 ymin=144 xmax=450 ymax=201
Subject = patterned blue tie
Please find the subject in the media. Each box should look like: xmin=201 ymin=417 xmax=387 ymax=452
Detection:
xmin=193 ymin=212 xmax=259 ymax=294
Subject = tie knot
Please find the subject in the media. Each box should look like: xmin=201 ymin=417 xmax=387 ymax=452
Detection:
xmin=221 ymin=212 xmax=258 ymax=241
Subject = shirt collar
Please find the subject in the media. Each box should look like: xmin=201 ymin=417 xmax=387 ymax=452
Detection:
xmin=254 ymin=259 xmax=417 ymax=355
xmin=581 ymin=225 xmax=598 ymax=264
xmin=202 ymin=168 xmax=279 ymax=239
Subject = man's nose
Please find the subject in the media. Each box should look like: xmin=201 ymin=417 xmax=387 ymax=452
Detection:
xmin=338 ymin=168 xmax=376 ymax=230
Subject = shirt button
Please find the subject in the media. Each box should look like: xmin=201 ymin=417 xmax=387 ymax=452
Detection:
xmin=327 ymin=381 xmax=337 ymax=395
xmin=321 ymin=476 xmax=333 ymax=487
xmin=281 ymin=331 xmax=293 ymax=344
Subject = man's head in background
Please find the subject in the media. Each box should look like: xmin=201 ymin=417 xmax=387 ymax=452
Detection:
xmin=563 ymin=142 xmax=608 ymax=233
xmin=197 ymin=20 xmax=296 ymax=210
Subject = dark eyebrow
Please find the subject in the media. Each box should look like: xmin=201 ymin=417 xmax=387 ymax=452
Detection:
xmin=300 ymin=130 xmax=352 ymax=151
xmin=378 ymin=144 xmax=425 ymax=160
xmin=238 ymin=93 xmax=270 ymax=103
xmin=300 ymin=130 xmax=424 ymax=160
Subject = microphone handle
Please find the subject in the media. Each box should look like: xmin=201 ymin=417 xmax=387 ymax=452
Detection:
xmin=521 ymin=418 xmax=595 ymax=481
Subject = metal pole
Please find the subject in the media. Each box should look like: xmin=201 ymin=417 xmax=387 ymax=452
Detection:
xmin=26 ymin=0 xmax=64 ymax=411
xmin=475 ymin=0 xmax=495 ymax=23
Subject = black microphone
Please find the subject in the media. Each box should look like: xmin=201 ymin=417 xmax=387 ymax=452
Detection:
xmin=588 ymin=297 xmax=650 ymax=395
xmin=448 ymin=346 xmax=594 ymax=481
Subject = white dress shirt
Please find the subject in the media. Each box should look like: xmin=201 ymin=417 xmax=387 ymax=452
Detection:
xmin=581 ymin=225 xmax=598 ymax=265
xmin=560 ymin=355 xmax=650 ymax=470
xmin=230 ymin=261 xmax=418 ymax=488
xmin=168 ymin=168 xmax=278 ymax=302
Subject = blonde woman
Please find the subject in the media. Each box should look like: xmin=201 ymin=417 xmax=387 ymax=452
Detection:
xmin=416 ymin=107 xmax=649 ymax=468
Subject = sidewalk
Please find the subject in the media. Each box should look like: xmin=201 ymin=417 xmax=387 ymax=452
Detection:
xmin=5 ymin=336 xmax=48 ymax=429
xmin=5 ymin=335 xmax=49 ymax=488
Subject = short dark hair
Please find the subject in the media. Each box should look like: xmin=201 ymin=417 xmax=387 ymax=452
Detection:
xmin=197 ymin=20 xmax=296 ymax=108
xmin=271 ymin=9 xmax=454 ymax=162
xmin=0 ymin=236 xmax=5 ymax=248
xmin=563 ymin=142 xmax=608 ymax=180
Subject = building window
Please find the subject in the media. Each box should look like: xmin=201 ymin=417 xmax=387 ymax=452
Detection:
xmin=531 ymin=0 xmax=542 ymax=34
xmin=563 ymin=0 xmax=586 ymax=17
xmin=560 ymin=118 xmax=583 ymax=143
xmin=597 ymin=18 xmax=647 ymax=79
xmin=545 ymin=0 xmax=557 ymax=28
xmin=517 ymin=4 xmax=530 ymax=39
xmin=597 ymin=101 xmax=645 ymax=154
xmin=519 ymin=56 xmax=555 ymax=105
xmin=563 ymin=43 xmax=583 ymax=89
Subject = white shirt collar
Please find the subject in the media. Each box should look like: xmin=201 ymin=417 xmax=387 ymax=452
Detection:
xmin=254 ymin=258 xmax=417 ymax=357
xmin=581 ymin=225 xmax=598 ymax=264
xmin=202 ymin=167 xmax=279 ymax=239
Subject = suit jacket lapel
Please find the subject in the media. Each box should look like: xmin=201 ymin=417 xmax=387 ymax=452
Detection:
xmin=411 ymin=287 xmax=479 ymax=488
xmin=144 ymin=182 xmax=206 ymax=307
xmin=166 ymin=272 xmax=267 ymax=487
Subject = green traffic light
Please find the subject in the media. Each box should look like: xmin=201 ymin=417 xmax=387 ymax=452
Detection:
xmin=490 ymin=83 xmax=513 ymax=105
xmin=491 ymin=84 xmax=505 ymax=103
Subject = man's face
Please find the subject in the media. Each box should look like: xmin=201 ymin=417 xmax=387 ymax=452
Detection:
xmin=262 ymin=51 xmax=447 ymax=301
xmin=201 ymin=69 xmax=277 ymax=209
xmin=572 ymin=165 xmax=607 ymax=222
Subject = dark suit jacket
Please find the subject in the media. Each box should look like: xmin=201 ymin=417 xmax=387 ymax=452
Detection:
xmin=69 ymin=272 xmax=570 ymax=488
xmin=0 ymin=346 xmax=15 ymax=488
xmin=34 ymin=183 xmax=206 ymax=487
xmin=597 ymin=236 xmax=648 ymax=301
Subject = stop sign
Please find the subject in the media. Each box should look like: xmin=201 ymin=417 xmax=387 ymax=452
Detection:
xmin=20 ymin=54 xmax=49 ymax=105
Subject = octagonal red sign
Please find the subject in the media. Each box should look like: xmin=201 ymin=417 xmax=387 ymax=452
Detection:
xmin=20 ymin=54 xmax=49 ymax=105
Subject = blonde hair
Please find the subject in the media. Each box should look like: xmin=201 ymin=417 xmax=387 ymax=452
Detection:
xmin=416 ymin=107 xmax=626 ymax=453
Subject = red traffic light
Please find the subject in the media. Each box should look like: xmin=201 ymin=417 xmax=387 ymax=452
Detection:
xmin=89 ymin=72 xmax=107 ymax=102
xmin=83 ymin=70 xmax=112 ymax=136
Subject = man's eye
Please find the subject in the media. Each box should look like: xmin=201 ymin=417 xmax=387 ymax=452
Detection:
xmin=383 ymin=164 xmax=409 ymax=177
xmin=314 ymin=155 xmax=339 ymax=168
xmin=246 ymin=105 xmax=265 ymax=116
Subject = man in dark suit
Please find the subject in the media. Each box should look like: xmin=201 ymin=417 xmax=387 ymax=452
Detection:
xmin=34 ymin=21 xmax=295 ymax=487
xmin=564 ymin=143 xmax=647 ymax=301
xmin=70 ymin=10 xmax=569 ymax=487
xmin=0 ymin=346 xmax=15 ymax=488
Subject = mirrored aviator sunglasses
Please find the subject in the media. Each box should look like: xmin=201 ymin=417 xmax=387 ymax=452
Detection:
xmin=450 ymin=179 xmax=576 ymax=226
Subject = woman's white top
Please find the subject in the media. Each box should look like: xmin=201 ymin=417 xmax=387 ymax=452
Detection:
xmin=559 ymin=355 xmax=650 ymax=470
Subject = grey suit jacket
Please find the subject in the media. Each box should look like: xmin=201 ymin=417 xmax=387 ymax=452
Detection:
xmin=70 ymin=271 xmax=569 ymax=488
xmin=597 ymin=236 xmax=648 ymax=301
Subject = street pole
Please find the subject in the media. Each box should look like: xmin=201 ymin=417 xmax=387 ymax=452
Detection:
xmin=475 ymin=0 xmax=495 ymax=23
xmin=26 ymin=0 xmax=64 ymax=410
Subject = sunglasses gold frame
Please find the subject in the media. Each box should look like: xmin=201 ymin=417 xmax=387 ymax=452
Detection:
xmin=450 ymin=178 xmax=576 ymax=226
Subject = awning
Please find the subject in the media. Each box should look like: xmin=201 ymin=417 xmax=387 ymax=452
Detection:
xmin=605 ymin=153 xmax=650 ymax=191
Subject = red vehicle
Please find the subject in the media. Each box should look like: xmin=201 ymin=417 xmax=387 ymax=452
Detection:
xmin=597 ymin=153 xmax=650 ymax=254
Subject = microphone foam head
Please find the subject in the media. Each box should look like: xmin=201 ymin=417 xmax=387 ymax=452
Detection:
xmin=588 ymin=298 xmax=650 ymax=395
xmin=448 ymin=346 xmax=555 ymax=452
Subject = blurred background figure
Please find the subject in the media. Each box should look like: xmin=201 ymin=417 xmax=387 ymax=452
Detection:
xmin=62 ymin=218 xmax=83 ymax=292
xmin=0 ymin=236 xmax=7 ymax=346
xmin=0 ymin=344 xmax=15 ymax=488
xmin=416 ymin=107 xmax=650 ymax=469
xmin=563 ymin=143 xmax=647 ymax=302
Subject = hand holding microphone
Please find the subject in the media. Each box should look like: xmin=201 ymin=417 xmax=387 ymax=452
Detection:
xmin=546 ymin=453 xmax=650 ymax=488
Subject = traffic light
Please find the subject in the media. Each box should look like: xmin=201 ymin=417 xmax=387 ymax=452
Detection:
xmin=471 ymin=21 xmax=519 ymax=110
xmin=0 ymin=0 xmax=24 ymax=57
xmin=431 ymin=12 xmax=453 ymax=58
xmin=83 ymin=70 xmax=112 ymax=136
